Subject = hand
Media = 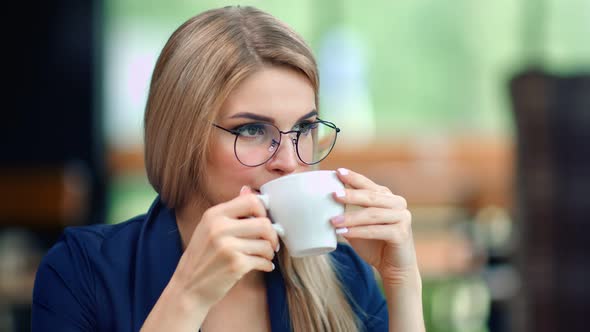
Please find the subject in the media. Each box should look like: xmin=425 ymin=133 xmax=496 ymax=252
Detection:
xmin=331 ymin=168 xmax=419 ymax=285
xmin=172 ymin=186 xmax=279 ymax=307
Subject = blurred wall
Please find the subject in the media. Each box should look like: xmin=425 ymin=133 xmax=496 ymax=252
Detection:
xmin=1 ymin=0 xmax=104 ymax=330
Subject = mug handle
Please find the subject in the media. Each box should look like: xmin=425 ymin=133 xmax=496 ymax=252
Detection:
xmin=257 ymin=194 xmax=286 ymax=237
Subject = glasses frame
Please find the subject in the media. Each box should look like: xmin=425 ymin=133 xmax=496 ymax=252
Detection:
xmin=212 ymin=118 xmax=340 ymax=167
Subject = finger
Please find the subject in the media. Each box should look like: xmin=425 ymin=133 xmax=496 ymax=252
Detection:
xmin=240 ymin=253 xmax=276 ymax=273
xmin=232 ymin=238 xmax=276 ymax=261
xmin=333 ymin=188 xmax=405 ymax=209
xmin=228 ymin=217 xmax=280 ymax=252
xmin=336 ymin=168 xmax=386 ymax=192
xmin=239 ymin=185 xmax=252 ymax=196
xmin=339 ymin=223 xmax=412 ymax=243
xmin=331 ymin=208 xmax=411 ymax=228
xmin=213 ymin=193 xmax=267 ymax=219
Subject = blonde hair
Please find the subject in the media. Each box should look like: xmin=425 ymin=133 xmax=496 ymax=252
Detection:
xmin=144 ymin=6 xmax=359 ymax=331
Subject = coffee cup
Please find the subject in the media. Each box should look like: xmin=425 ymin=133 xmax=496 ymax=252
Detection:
xmin=257 ymin=170 xmax=344 ymax=257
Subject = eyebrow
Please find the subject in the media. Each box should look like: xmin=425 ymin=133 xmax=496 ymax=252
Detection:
xmin=229 ymin=110 xmax=318 ymax=123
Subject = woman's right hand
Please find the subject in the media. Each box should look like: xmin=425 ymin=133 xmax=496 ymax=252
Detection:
xmin=140 ymin=186 xmax=278 ymax=332
xmin=172 ymin=185 xmax=279 ymax=308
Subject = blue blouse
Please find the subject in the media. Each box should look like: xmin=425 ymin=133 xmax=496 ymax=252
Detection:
xmin=32 ymin=198 xmax=388 ymax=331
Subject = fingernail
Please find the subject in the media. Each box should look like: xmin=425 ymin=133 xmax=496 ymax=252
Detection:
xmin=335 ymin=190 xmax=346 ymax=198
xmin=335 ymin=227 xmax=349 ymax=235
xmin=331 ymin=215 xmax=345 ymax=225
xmin=240 ymin=185 xmax=250 ymax=194
xmin=271 ymin=263 xmax=276 ymax=271
xmin=275 ymin=242 xmax=281 ymax=252
xmin=338 ymin=168 xmax=349 ymax=176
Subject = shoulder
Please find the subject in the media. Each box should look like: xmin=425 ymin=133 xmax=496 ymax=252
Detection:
xmin=330 ymin=242 xmax=389 ymax=329
xmin=32 ymin=215 xmax=147 ymax=330
xmin=330 ymin=242 xmax=376 ymax=289
xmin=34 ymin=214 xmax=148 ymax=298
xmin=42 ymin=215 xmax=146 ymax=268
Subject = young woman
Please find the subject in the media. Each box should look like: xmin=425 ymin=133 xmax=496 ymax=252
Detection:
xmin=32 ymin=6 xmax=425 ymax=331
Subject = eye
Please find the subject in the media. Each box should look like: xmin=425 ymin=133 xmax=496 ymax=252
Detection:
xmin=294 ymin=121 xmax=318 ymax=135
xmin=235 ymin=123 xmax=267 ymax=138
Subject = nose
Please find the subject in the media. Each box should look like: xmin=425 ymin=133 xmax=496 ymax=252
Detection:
xmin=265 ymin=136 xmax=300 ymax=175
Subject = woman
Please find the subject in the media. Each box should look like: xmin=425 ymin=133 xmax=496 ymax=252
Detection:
xmin=32 ymin=6 xmax=425 ymax=332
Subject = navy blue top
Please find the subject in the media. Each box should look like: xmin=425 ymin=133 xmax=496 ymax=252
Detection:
xmin=32 ymin=198 xmax=388 ymax=331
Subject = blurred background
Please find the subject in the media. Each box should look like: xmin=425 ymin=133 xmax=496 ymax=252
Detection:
xmin=1 ymin=0 xmax=589 ymax=331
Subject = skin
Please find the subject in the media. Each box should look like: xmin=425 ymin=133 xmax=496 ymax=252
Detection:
xmin=141 ymin=65 xmax=425 ymax=331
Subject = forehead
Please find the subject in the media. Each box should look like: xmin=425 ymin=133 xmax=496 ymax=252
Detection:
xmin=218 ymin=66 xmax=316 ymax=123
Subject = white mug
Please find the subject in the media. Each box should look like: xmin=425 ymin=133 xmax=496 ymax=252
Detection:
xmin=257 ymin=170 xmax=345 ymax=257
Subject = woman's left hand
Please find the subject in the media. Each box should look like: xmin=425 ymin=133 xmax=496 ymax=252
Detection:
xmin=332 ymin=168 xmax=419 ymax=285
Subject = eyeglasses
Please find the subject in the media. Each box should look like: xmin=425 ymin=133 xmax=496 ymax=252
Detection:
xmin=212 ymin=118 xmax=340 ymax=167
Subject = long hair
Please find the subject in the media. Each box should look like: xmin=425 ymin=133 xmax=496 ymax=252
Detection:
xmin=144 ymin=6 xmax=359 ymax=331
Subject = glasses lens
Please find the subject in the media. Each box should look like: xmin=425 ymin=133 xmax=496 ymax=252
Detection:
xmin=296 ymin=121 xmax=338 ymax=165
xmin=234 ymin=123 xmax=281 ymax=166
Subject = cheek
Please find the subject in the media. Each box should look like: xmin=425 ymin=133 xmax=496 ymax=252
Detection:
xmin=205 ymin=142 xmax=257 ymax=204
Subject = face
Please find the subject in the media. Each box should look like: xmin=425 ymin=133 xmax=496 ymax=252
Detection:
xmin=204 ymin=65 xmax=317 ymax=205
